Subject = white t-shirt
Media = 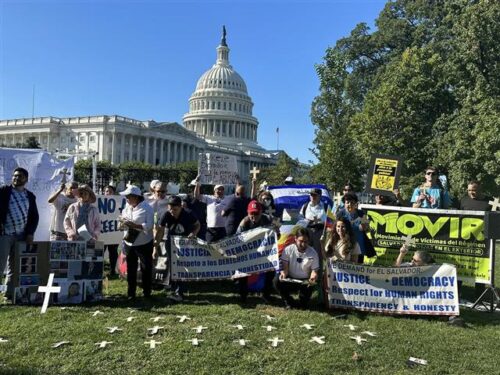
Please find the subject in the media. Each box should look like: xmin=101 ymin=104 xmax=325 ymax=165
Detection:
xmin=146 ymin=196 xmax=169 ymax=225
xmin=50 ymin=194 xmax=76 ymax=233
xmin=122 ymin=200 xmax=154 ymax=246
xmin=281 ymin=243 xmax=320 ymax=279
xmin=200 ymin=195 xmax=225 ymax=228
xmin=302 ymin=201 xmax=325 ymax=222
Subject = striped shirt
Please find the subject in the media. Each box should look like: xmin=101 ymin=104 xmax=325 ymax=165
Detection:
xmin=4 ymin=189 xmax=29 ymax=236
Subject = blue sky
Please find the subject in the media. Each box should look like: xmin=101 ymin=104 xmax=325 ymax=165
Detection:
xmin=1 ymin=0 xmax=386 ymax=163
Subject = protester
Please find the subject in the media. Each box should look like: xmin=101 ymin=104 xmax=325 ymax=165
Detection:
xmin=274 ymin=228 xmax=319 ymax=309
xmin=194 ymin=179 xmax=225 ymax=242
xmin=335 ymin=182 xmax=354 ymax=213
xmin=236 ymin=200 xmax=276 ymax=303
xmin=48 ymin=181 xmax=79 ymax=240
xmin=394 ymin=244 xmax=434 ymax=267
xmin=459 ymin=180 xmax=492 ymax=211
xmin=0 ymin=167 xmax=39 ymax=298
xmin=104 ymin=185 xmax=119 ymax=277
xmin=64 ymin=184 xmax=101 ymax=241
xmin=183 ymin=180 xmax=207 ymax=240
xmin=336 ymin=192 xmax=372 ymax=263
xmin=144 ymin=179 xmax=160 ymax=200
xmin=119 ymin=185 xmax=154 ymax=300
xmin=411 ymin=166 xmax=451 ymax=209
xmin=146 ymin=181 xmax=169 ymax=227
xmin=257 ymin=190 xmax=279 ymax=220
xmin=155 ymin=195 xmax=200 ymax=302
xmin=222 ymin=183 xmax=250 ymax=236
xmin=324 ymin=218 xmax=360 ymax=262
xmin=300 ymin=188 xmax=326 ymax=264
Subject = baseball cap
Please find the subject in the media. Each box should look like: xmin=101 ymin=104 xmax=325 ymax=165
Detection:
xmin=120 ymin=185 xmax=142 ymax=197
xmin=247 ymin=200 xmax=262 ymax=214
xmin=310 ymin=188 xmax=322 ymax=196
xmin=167 ymin=195 xmax=182 ymax=206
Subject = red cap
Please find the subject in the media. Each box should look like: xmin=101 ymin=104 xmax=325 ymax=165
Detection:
xmin=247 ymin=200 xmax=262 ymax=214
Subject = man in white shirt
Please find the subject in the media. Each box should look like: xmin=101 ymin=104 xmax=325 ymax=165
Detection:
xmin=300 ymin=188 xmax=326 ymax=265
xmin=48 ymin=182 xmax=79 ymax=240
xmin=274 ymin=228 xmax=319 ymax=309
xmin=194 ymin=179 xmax=226 ymax=243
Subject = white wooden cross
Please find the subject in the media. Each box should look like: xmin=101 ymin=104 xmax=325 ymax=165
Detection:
xmin=300 ymin=324 xmax=315 ymax=330
xmin=148 ymin=326 xmax=164 ymax=335
xmin=187 ymin=338 xmax=203 ymax=346
xmin=267 ymin=337 xmax=284 ymax=347
xmin=350 ymin=336 xmax=367 ymax=345
xmin=95 ymin=341 xmax=113 ymax=349
xmin=0 ymin=338 xmax=8 ymax=343
xmin=38 ymin=273 xmax=61 ymax=314
xmin=59 ymin=168 xmax=71 ymax=184
xmin=144 ymin=340 xmax=162 ymax=349
xmin=232 ymin=324 xmax=245 ymax=330
xmin=344 ymin=324 xmax=358 ymax=331
xmin=234 ymin=339 xmax=249 ymax=346
xmin=262 ymin=325 xmax=276 ymax=332
xmin=126 ymin=316 xmax=136 ymax=322
xmin=250 ymin=166 xmax=260 ymax=180
xmin=402 ymin=234 xmax=416 ymax=248
xmin=361 ymin=331 xmax=377 ymax=337
xmin=261 ymin=314 xmax=276 ymax=321
xmin=91 ymin=310 xmax=104 ymax=317
xmin=176 ymin=315 xmax=191 ymax=323
xmin=52 ymin=341 xmax=70 ymax=348
xmin=106 ymin=327 xmax=122 ymax=334
xmin=334 ymin=192 xmax=343 ymax=207
xmin=192 ymin=326 xmax=208 ymax=334
xmin=489 ymin=197 xmax=500 ymax=211
xmin=331 ymin=314 xmax=347 ymax=319
xmin=309 ymin=336 xmax=325 ymax=345
xmin=150 ymin=316 xmax=165 ymax=323
xmin=408 ymin=357 xmax=428 ymax=366
xmin=127 ymin=307 xmax=138 ymax=313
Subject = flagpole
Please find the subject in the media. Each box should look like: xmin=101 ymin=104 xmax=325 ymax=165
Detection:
xmin=276 ymin=127 xmax=279 ymax=150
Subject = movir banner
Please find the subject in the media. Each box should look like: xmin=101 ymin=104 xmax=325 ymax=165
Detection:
xmin=361 ymin=205 xmax=490 ymax=283
xmin=327 ymin=261 xmax=459 ymax=316
xmin=170 ymin=227 xmax=279 ymax=281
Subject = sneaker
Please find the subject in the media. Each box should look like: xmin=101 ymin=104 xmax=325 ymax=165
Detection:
xmin=168 ymin=293 xmax=183 ymax=302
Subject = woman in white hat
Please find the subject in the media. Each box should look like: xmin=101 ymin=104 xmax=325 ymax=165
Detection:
xmin=119 ymin=185 xmax=154 ymax=300
xmin=64 ymin=184 xmax=100 ymax=241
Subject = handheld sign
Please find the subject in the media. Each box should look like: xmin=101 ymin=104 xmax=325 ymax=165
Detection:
xmin=198 ymin=152 xmax=239 ymax=185
xmin=365 ymin=154 xmax=403 ymax=195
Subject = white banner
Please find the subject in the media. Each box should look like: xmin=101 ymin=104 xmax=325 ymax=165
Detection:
xmin=327 ymin=261 xmax=459 ymax=316
xmin=94 ymin=194 xmax=127 ymax=245
xmin=0 ymin=148 xmax=75 ymax=241
xmin=171 ymin=227 xmax=279 ymax=281
xmin=198 ymin=152 xmax=238 ymax=185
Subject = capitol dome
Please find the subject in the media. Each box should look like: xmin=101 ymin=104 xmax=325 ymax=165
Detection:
xmin=183 ymin=27 xmax=262 ymax=150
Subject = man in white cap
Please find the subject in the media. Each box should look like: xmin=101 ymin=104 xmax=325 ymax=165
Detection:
xmin=284 ymin=176 xmax=294 ymax=185
xmin=194 ymin=178 xmax=226 ymax=243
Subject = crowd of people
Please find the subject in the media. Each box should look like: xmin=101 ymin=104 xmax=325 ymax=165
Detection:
xmin=0 ymin=165 xmax=496 ymax=310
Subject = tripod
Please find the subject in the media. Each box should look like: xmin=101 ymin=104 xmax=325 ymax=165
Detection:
xmin=472 ymin=239 xmax=499 ymax=312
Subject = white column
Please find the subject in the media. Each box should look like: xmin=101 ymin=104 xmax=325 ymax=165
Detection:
xmin=98 ymin=132 xmax=105 ymax=161
xmin=144 ymin=137 xmax=150 ymax=163
xmin=85 ymin=132 xmax=90 ymax=153
xmin=152 ymin=138 xmax=157 ymax=165
xmin=111 ymin=132 xmax=115 ymax=164
xmin=120 ymin=134 xmax=125 ymax=164
xmin=128 ymin=135 xmax=133 ymax=160
xmin=166 ymin=141 xmax=171 ymax=163
xmin=159 ymin=139 xmax=165 ymax=165
xmin=179 ymin=143 xmax=184 ymax=162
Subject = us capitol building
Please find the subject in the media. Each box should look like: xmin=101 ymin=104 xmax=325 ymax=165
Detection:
xmin=0 ymin=28 xmax=278 ymax=184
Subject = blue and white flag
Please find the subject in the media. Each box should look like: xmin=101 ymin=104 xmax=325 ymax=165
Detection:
xmin=267 ymin=184 xmax=333 ymax=216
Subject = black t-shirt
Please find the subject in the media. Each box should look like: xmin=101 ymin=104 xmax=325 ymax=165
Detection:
xmin=159 ymin=208 xmax=199 ymax=236
xmin=223 ymin=195 xmax=251 ymax=235
xmin=459 ymin=196 xmax=492 ymax=211
xmin=238 ymin=214 xmax=273 ymax=233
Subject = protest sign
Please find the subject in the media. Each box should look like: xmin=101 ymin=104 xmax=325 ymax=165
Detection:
xmin=170 ymin=227 xmax=279 ymax=281
xmin=94 ymin=194 xmax=127 ymax=245
xmin=365 ymin=154 xmax=402 ymax=195
xmin=198 ymin=152 xmax=238 ymax=185
xmin=0 ymin=148 xmax=75 ymax=241
xmin=326 ymin=261 xmax=459 ymax=316
xmin=361 ymin=204 xmax=491 ymax=283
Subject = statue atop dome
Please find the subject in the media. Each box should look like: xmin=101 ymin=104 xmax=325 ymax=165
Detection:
xmin=221 ymin=25 xmax=227 ymax=47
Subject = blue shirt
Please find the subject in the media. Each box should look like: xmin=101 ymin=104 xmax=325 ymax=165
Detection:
xmin=411 ymin=185 xmax=451 ymax=209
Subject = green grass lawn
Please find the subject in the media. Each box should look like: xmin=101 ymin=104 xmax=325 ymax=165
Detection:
xmin=1 ymin=257 xmax=499 ymax=375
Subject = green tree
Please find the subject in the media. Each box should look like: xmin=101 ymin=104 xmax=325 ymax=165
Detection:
xmin=23 ymin=136 xmax=41 ymax=149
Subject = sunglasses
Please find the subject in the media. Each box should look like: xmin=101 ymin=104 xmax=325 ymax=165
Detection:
xmin=426 ymin=172 xmax=437 ymax=176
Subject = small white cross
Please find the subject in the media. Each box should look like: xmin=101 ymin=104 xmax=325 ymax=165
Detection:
xmin=261 ymin=314 xmax=276 ymax=321
xmin=38 ymin=273 xmax=61 ymax=314
xmin=402 ymin=234 xmax=416 ymax=248
xmin=126 ymin=316 xmax=136 ymax=322
xmin=106 ymin=327 xmax=122 ymax=334
xmin=192 ymin=326 xmax=208 ymax=334
xmin=489 ymin=197 xmax=500 ymax=211
xmin=95 ymin=341 xmax=113 ymax=349
xmin=147 ymin=326 xmax=164 ymax=335
xmin=187 ymin=338 xmax=203 ymax=346
xmin=52 ymin=341 xmax=70 ymax=348
xmin=234 ymin=339 xmax=249 ymax=346
xmin=150 ymin=316 xmax=165 ymax=322
xmin=60 ymin=307 xmax=68 ymax=310
xmin=334 ymin=192 xmax=343 ymax=206
xmin=331 ymin=314 xmax=347 ymax=319
xmin=0 ymin=338 xmax=8 ymax=343
xmin=300 ymin=324 xmax=315 ymax=330
xmin=267 ymin=337 xmax=284 ymax=347
xmin=409 ymin=357 xmax=428 ymax=366
xmin=344 ymin=324 xmax=358 ymax=331
xmin=176 ymin=315 xmax=191 ymax=323
xmin=127 ymin=307 xmax=138 ymax=313
xmin=350 ymin=336 xmax=367 ymax=345
xmin=144 ymin=340 xmax=162 ymax=349
xmin=361 ymin=331 xmax=377 ymax=337
xmin=309 ymin=336 xmax=325 ymax=345
xmin=250 ymin=166 xmax=260 ymax=180
xmin=232 ymin=324 xmax=245 ymax=330
xmin=91 ymin=310 xmax=104 ymax=317
xmin=262 ymin=325 xmax=276 ymax=332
